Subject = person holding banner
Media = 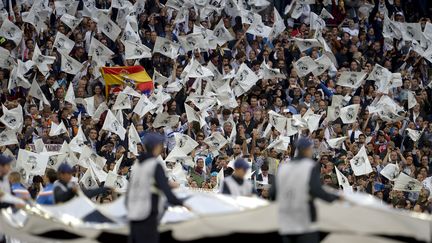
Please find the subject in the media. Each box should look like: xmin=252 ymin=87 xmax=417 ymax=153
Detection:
xmin=273 ymin=138 xmax=343 ymax=243
xmin=126 ymin=132 xmax=187 ymax=243
xmin=53 ymin=162 xmax=109 ymax=204
xmin=221 ymin=158 xmax=254 ymax=196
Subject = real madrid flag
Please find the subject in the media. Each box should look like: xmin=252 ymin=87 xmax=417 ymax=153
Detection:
xmin=350 ymin=145 xmax=373 ymax=176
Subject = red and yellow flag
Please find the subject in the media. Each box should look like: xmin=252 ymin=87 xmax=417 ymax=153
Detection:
xmin=100 ymin=66 xmax=153 ymax=95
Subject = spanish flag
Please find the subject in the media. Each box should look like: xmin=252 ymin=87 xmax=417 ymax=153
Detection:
xmin=100 ymin=66 xmax=153 ymax=95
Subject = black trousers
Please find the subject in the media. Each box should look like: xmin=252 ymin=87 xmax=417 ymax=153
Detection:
xmin=129 ymin=214 xmax=158 ymax=243
xmin=281 ymin=232 xmax=319 ymax=243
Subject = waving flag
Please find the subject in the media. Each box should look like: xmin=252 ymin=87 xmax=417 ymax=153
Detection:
xmin=100 ymin=66 xmax=153 ymax=96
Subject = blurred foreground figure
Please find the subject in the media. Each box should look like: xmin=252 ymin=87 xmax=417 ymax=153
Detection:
xmin=126 ymin=133 xmax=186 ymax=243
xmin=274 ymin=138 xmax=343 ymax=243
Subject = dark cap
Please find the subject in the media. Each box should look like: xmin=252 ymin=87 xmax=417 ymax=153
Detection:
xmin=296 ymin=138 xmax=313 ymax=151
xmin=140 ymin=132 xmax=165 ymax=148
xmin=0 ymin=155 xmax=13 ymax=165
xmin=57 ymin=162 xmax=74 ymax=173
xmin=234 ymin=158 xmax=250 ymax=170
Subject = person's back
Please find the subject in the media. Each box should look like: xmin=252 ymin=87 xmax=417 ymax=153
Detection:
xmin=277 ymin=158 xmax=315 ymax=234
xmin=37 ymin=168 xmax=57 ymax=205
xmin=9 ymin=172 xmax=30 ymax=200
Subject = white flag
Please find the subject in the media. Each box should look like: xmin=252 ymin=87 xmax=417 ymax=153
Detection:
xmin=246 ymin=20 xmax=272 ymax=38
xmin=55 ymin=1 xmax=79 ymax=16
xmin=350 ymin=145 xmax=373 ymax=176
xmin=32 ymin=45 xmax=56 ymax=76
xmin=178 ymin=32 xmax=206 ymax=52
xmin=84 ymin=96 xmax=96 ymax=117
xmin=105 ymin=171 xmax=128 ymax=193
xmin=406 ymin=128 xmax=422 ymax=142
xmin=60 ymin=13 xmax=82 ymax=31
xmin=165 ymin=150 xmax=194 ymax=167
xmin=0 ymin=129 xmax=18 ymax=146
xmin=327 ymin=136 xmax=347 ymax=149
xmin=98 ymin=13 xmax=121 ymax=41
xmin=80 ymin=168 xmax=99 ymax=190
xmin=267 ymin=136 xmax=290 ymax=152
xmin=69 ymin=126 xmax=87 ymax=153
xmin=293 ymin=56 xmax=318 ymax=77
xmin=259 ymin=62 xmax=286 ymax=79
xmin=128 ymin=123 xmax=141 ymax=155
xmin=121 ymin=21 xmax=141 ymax=43
xmin=340 ymin=104 xmax=360 ymax=124
xmin=269 ymin=7 xmax=285 ymax=40
xmin=29 ymin=80 xmax=50 ymax=105
xmin=320 ymin=8 xmax=334 ymax=19
xmin=112 ymin=93 xmax=131 ymax=110
xmin=407 ymin=91 xmax=417 ymax=109
xmin=172 ymin=133 xmax=198 ymax=156
xmin=102 ymin=110 xmax=126 ymax=140
xmin=337 ymin=71 xmax=367 ymax=89
xmin=133 ymin=94 xmax=156 ymax=118
xmin=60 ymin=52 xmax=83 ymax=75
xmin=394 ymin=173 xmax=423 ymax=192
xmin=122 ymin=86 xmax=141 ymax=97
xmin=65 ymin=82 xmax=77 ymax=109
xmin=49 ymin=121 xmax=68 ymax=136
xmin=212 ymin=19 xmax=235 ymax=45
xmin=309 ymin=12 xmax=326 ymax=30
xmin=185 ymin=58 xmax=214 ymax=78
xmin=185 ymin=103 xmax=207 ymax=128
xmin=335 ymin=167 xmax=353 ymax=193
xmin=153 ymin=36 xmax=181 ymax=59
xmin=17 ymin=149 xmax=49 ymax=176
xmin=153 ymin=113 xmax=179 ymax=128
xmin=0 ymin=18 xmax=22 ymax=45
xmin=0 ymin=46 xmax=15 ymax=69
xmin=204 ymin=132 xmax=228 ymax=151
xmin=380 ymin=163 xmax=400 ymax=181
xmin=312 ymin=54 xmax=332 ymax=76
xmin=89 ymin=37 xmax=115 ymax=58
xmin=0 ymin=104 xmax=23 ymax=131
xmin=124 ymin=40 xmax=152 ymax=59
xmin=152 ymin=70 xmax=170 ymax=86
xmin=232 ymin=63 xmax=259 ymax=97
xmin=306 ymin=114 xmax=322 ymax=132
xmin=401 ymin=23 xmax=423 ymax=41
xmin=53 ymin=31 xmax=75 ymax=55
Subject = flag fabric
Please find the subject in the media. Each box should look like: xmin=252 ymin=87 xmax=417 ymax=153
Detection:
xmin=173 ymin=133 xmax=199 ymax=156
xmin=65 ymin=82 xmax=77 ymax=109
xmin=340 ymin=104 xmax=360 ymax=124
xmin=407 ymin=91 xmax=417 ymax=109
xmin=380 ymin=163 xmax=400 ymax=181
xmin=53 ymin=32 xmax=75 ymax=55
xmin=335 ymin=167 xmax=353 ymax=193
xmin=267 ymin=136 xmax=290 ymax=152
xmin=153 ymin=36 xmax=181 ymax=59
xmin=350 ymin=145 xmax=373 ymax=176
xmin=128 ymin=124 xmax=141 ymax=155
xmin=394 ymin=173 xmax=423 ymax=192
xmin=259 ymin=62 xmax=286 ymax=79
xmin=102 ymin=110 xmax=126 ymax=140
xmin=112 ymin=93 xmax=131 ymax=110
xmin=153 ymin=113 xmax=179 ymax=128
xmin=0 ymin=104 xmax=23 ymax=131
xmin=54 ymin=1 xmax=79 ymax=16
xmin=185 ymin=103 xmax=207 ymax=128
xmin=98 ymin=13 xmax=121 ymax=42
xmin=121 ymin=22 xmax=141 ymax=43
xmin=124 ymin=40 xmax=152 ymax=60
xmin=100 ymin=66 xmax=153 ymax=96
xmin=49 ymin=121 xmax=68 ymax=136
xmin=212 ymin=19 xmax=235 ymax=45
xmin=17 ymin=149 xmax=49 ymax=177
xmin=312 ymin=54 xmax=332 ymax=76
xmin=60 ymin=14 xmax=82 ymax=31
xmin=406 ymin=128 xmax=422 ymax=142
xmin=80 ymin=168 xmax=99 ymax=190
xmin=293 ymin=56 xmax=318 ymax=77
xmin=32 ymin=45 xmax=56 ymax=76
xmin=269 ymin=7 xmax=285 ymax=40
xmin=122 ymin=86 xmax=141 ymax=97
xmin=232 ymin=63 xmax=259 ymax=97
xmin=29 ymin=80 xmax=50 ymax=105
xmin=60 ymin=52 xmax=83 ymax=75
xmin=0 ymin=129 xmax=18 ymax=146
xmin=133 ymin=94 xmax=156 ymax=118
xmin=337 ymin=71 xmax=367 ymax=89
xmin=92 ymin=101 xmax=108 ymax=121
xmin=69 ymin=126 xmax=87 ymax=153
xmin=204 ymin=132 xmax=228 ymax=151
xmin=0 ymin=18 xmax=22 ymax=45
xmin=152 ymin=70 xmax=170 ymax=86
xmin=89 ymin=37 xmax=114 ymax=66
xmin=327 ymin=136 xmax=347 ymax=149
